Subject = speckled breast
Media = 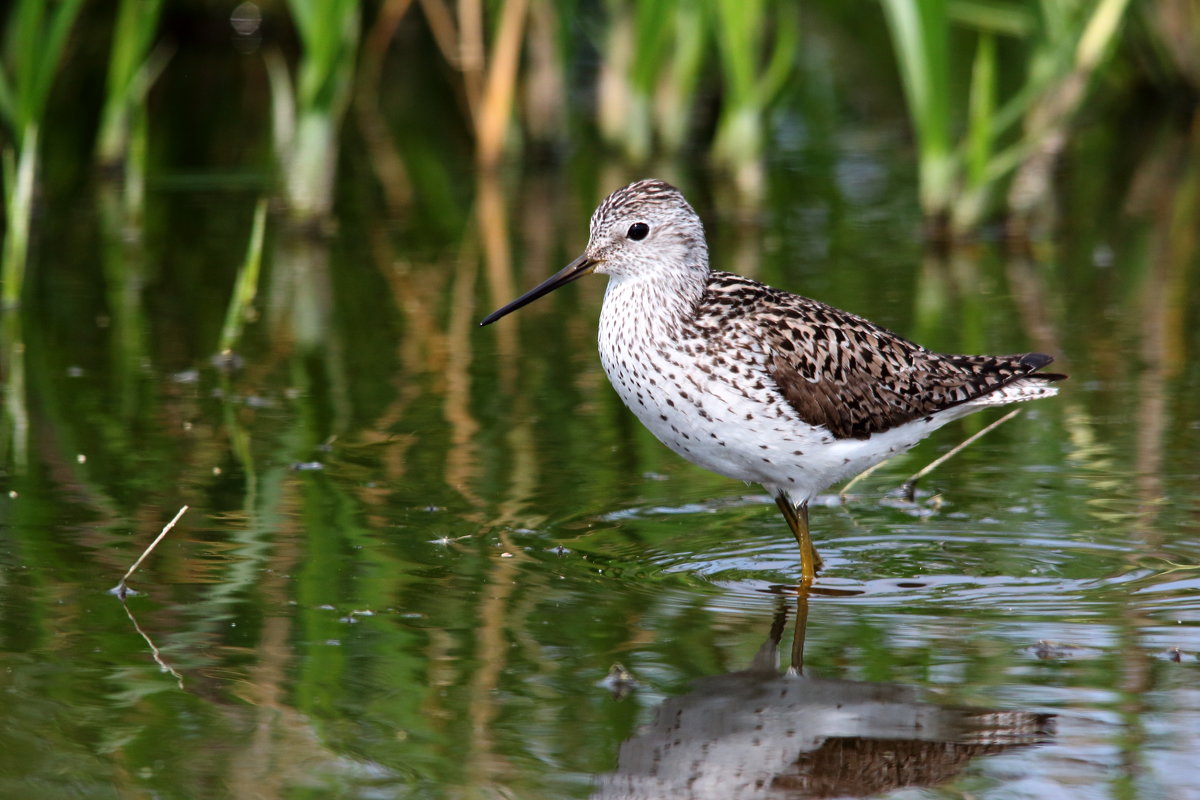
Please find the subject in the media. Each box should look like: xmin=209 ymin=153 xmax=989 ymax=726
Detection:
xmin=596 ymin=282 xmax=838 ymax=493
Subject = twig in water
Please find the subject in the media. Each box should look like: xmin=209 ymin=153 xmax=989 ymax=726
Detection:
xmin=839 ymin=459 xmax=890 ymax=501
xmin=113 ymin=505 xmax=188 ymax=600
xmin=900 ymin=409 xmax=1022 ymax=501
xmin=121 ymin=597 xmax=185 ymax=689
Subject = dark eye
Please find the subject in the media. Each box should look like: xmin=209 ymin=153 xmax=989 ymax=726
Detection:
xmin=627 ymin=222 xmax=650 ymax=241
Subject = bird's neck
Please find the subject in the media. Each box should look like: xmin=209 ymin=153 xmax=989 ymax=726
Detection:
xmin=601 ymin=267 xmax=708 ymax=332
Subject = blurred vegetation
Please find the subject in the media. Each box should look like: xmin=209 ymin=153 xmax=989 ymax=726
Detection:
xmin=882 ymin=0 xmax=1136 ymax=239
xmin=0 ymin=0 xmax=1194 ymax=246
xmin=0 ymin=0 xmax=83 ymax=306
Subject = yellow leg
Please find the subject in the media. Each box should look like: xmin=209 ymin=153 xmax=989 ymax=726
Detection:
xmin=790 ymin=589 xmax=810 ymax=674
xmin=774 ymin=493 xmax=822 ymax=586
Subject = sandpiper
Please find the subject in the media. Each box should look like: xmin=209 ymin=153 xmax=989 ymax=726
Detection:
xmin=481 ymin=179 xmax=1064 ymax=585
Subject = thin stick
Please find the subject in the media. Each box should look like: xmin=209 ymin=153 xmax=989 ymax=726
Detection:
xmin=839 ymin=459 xmax=890 ymax=501
xmin=121 ymin=597 xmax=184 ymax=689
xmin=114 ymin=505 xmax=188 ymax=597
xmin=901 ymin=409 xmax=1022 ymax=500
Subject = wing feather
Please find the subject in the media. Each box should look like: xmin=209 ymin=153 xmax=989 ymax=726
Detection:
xmin=694 ymin=272 xmax=1064 ymax=440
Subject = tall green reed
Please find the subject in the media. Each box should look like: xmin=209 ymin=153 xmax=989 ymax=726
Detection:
xmin=219 ymin=199 xmax=268 ymax=355
xmin=1 ymin=126 xmax=36 ymax=311
xmin=1005 ymin=0 xmax=1132 ymax=235
xmin=1 ymin=0 xmax=82 ymax=469
xmin=95 ymin=0 xmax=168 ymax=173
xmin=597 ymin=0 xmax=677 ymax=162
xmin=881 ymin=0 xmax=1133 ymax=240
xmin=596 ymin=0 xmax=798 ymax=186
xmin=651 ymin=2 xmax=706 ymax=154
xmin=710 ymin=0 xmax=798 ymax=194
xmin=0 ymin=0 xmax=83 ymax=308
xmin=879 ymin=0 xmax=954 ymax=229
xmin=270 ymin=0 xmax=360 ymax=222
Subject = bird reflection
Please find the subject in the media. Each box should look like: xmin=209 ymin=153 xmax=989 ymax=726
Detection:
xmin=594 ymin=594 xmax=1054 ymax=799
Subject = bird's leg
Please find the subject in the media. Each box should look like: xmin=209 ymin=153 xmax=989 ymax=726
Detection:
xmin=790 ymin=589 xmax=810 ymax=675
xmin=774 ymin=493 xmax=823 ymax=586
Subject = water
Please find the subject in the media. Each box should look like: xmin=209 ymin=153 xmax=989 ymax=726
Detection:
xmin=2 ymin=21 xmax=1200 ymax=800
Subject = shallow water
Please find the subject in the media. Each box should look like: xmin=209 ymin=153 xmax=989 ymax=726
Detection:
xmin=3 ymin=18 xmax=1200 ymax=800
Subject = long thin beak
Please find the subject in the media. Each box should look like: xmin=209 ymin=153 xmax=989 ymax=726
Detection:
xmin=479 ymin=254 xmax=597 ymax=326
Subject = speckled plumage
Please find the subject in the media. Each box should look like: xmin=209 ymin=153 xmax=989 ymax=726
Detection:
xmin=482 ymin=179 xmax=1065 ymax=582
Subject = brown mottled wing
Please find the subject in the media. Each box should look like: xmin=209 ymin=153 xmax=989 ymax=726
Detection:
xmin=701 ymin=273 xmax=1063 ymax=440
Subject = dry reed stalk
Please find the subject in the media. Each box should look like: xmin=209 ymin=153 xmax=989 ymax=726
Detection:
xmin=475 ymin=0 xmax=529 ymax=169
xmin=901 ymin=409 xmax=1022 ymax=500
xmin=841 ymin=408 xmax=1023 ymax=501
xmin=113 ymin=504 xmax=189 ymax=599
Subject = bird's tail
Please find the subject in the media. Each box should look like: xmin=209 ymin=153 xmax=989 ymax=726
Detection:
xmin=968 ymin=353 xmax=1066 ymax=406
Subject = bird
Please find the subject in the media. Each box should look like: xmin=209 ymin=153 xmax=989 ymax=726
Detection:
xmin=480 ymin=179 xmax=1065 ymax=586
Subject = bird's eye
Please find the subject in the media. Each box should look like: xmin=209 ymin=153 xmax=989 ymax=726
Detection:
xmin=627 ymin=222 xmax=650 ymax=241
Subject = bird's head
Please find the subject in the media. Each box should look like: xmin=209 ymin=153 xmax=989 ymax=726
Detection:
xmin=480 ymin=179 xmax=708 ymax=326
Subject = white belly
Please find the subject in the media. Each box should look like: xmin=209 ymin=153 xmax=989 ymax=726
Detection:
xmin=598 ymin=317 xmax=945 ymax=503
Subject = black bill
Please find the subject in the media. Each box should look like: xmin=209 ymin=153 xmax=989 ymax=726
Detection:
xmin=479 ymin=254 xmax=598 ymax=326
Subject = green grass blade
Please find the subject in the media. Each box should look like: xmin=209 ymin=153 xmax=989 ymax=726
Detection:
xmin=629 ymin=0 xmax=674 ymax=94
xmin=754 ymin=3 xmax=799 ymax=109
xmin=97 ymin=0 xmax=166 ymax=164
xmin=653 ymin=2 xmax=707 ymax=150
xmin=2 ymin=0 xmax=83 ymax=141
xmin=0 ymin=66 xmax=13 ymax=131
xmin=965 ymin=32 xmax=996 ymax=190
xmin=219 ymin=199 xmax=268 ymax=354
xmin=1 ymin=124 xmax=37 ymax=309
xmin=948 ymin=0 xmax=1033 ymax=36
xmin=31 ymin=0 xmax=84 ymax=126
xmin=881 ymin=0 xmax=955 ymax=215
xmin=10 ymin=0 xmax=44 ymax=133
xmin=713 ymin=0 xmax=756 ymax=103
